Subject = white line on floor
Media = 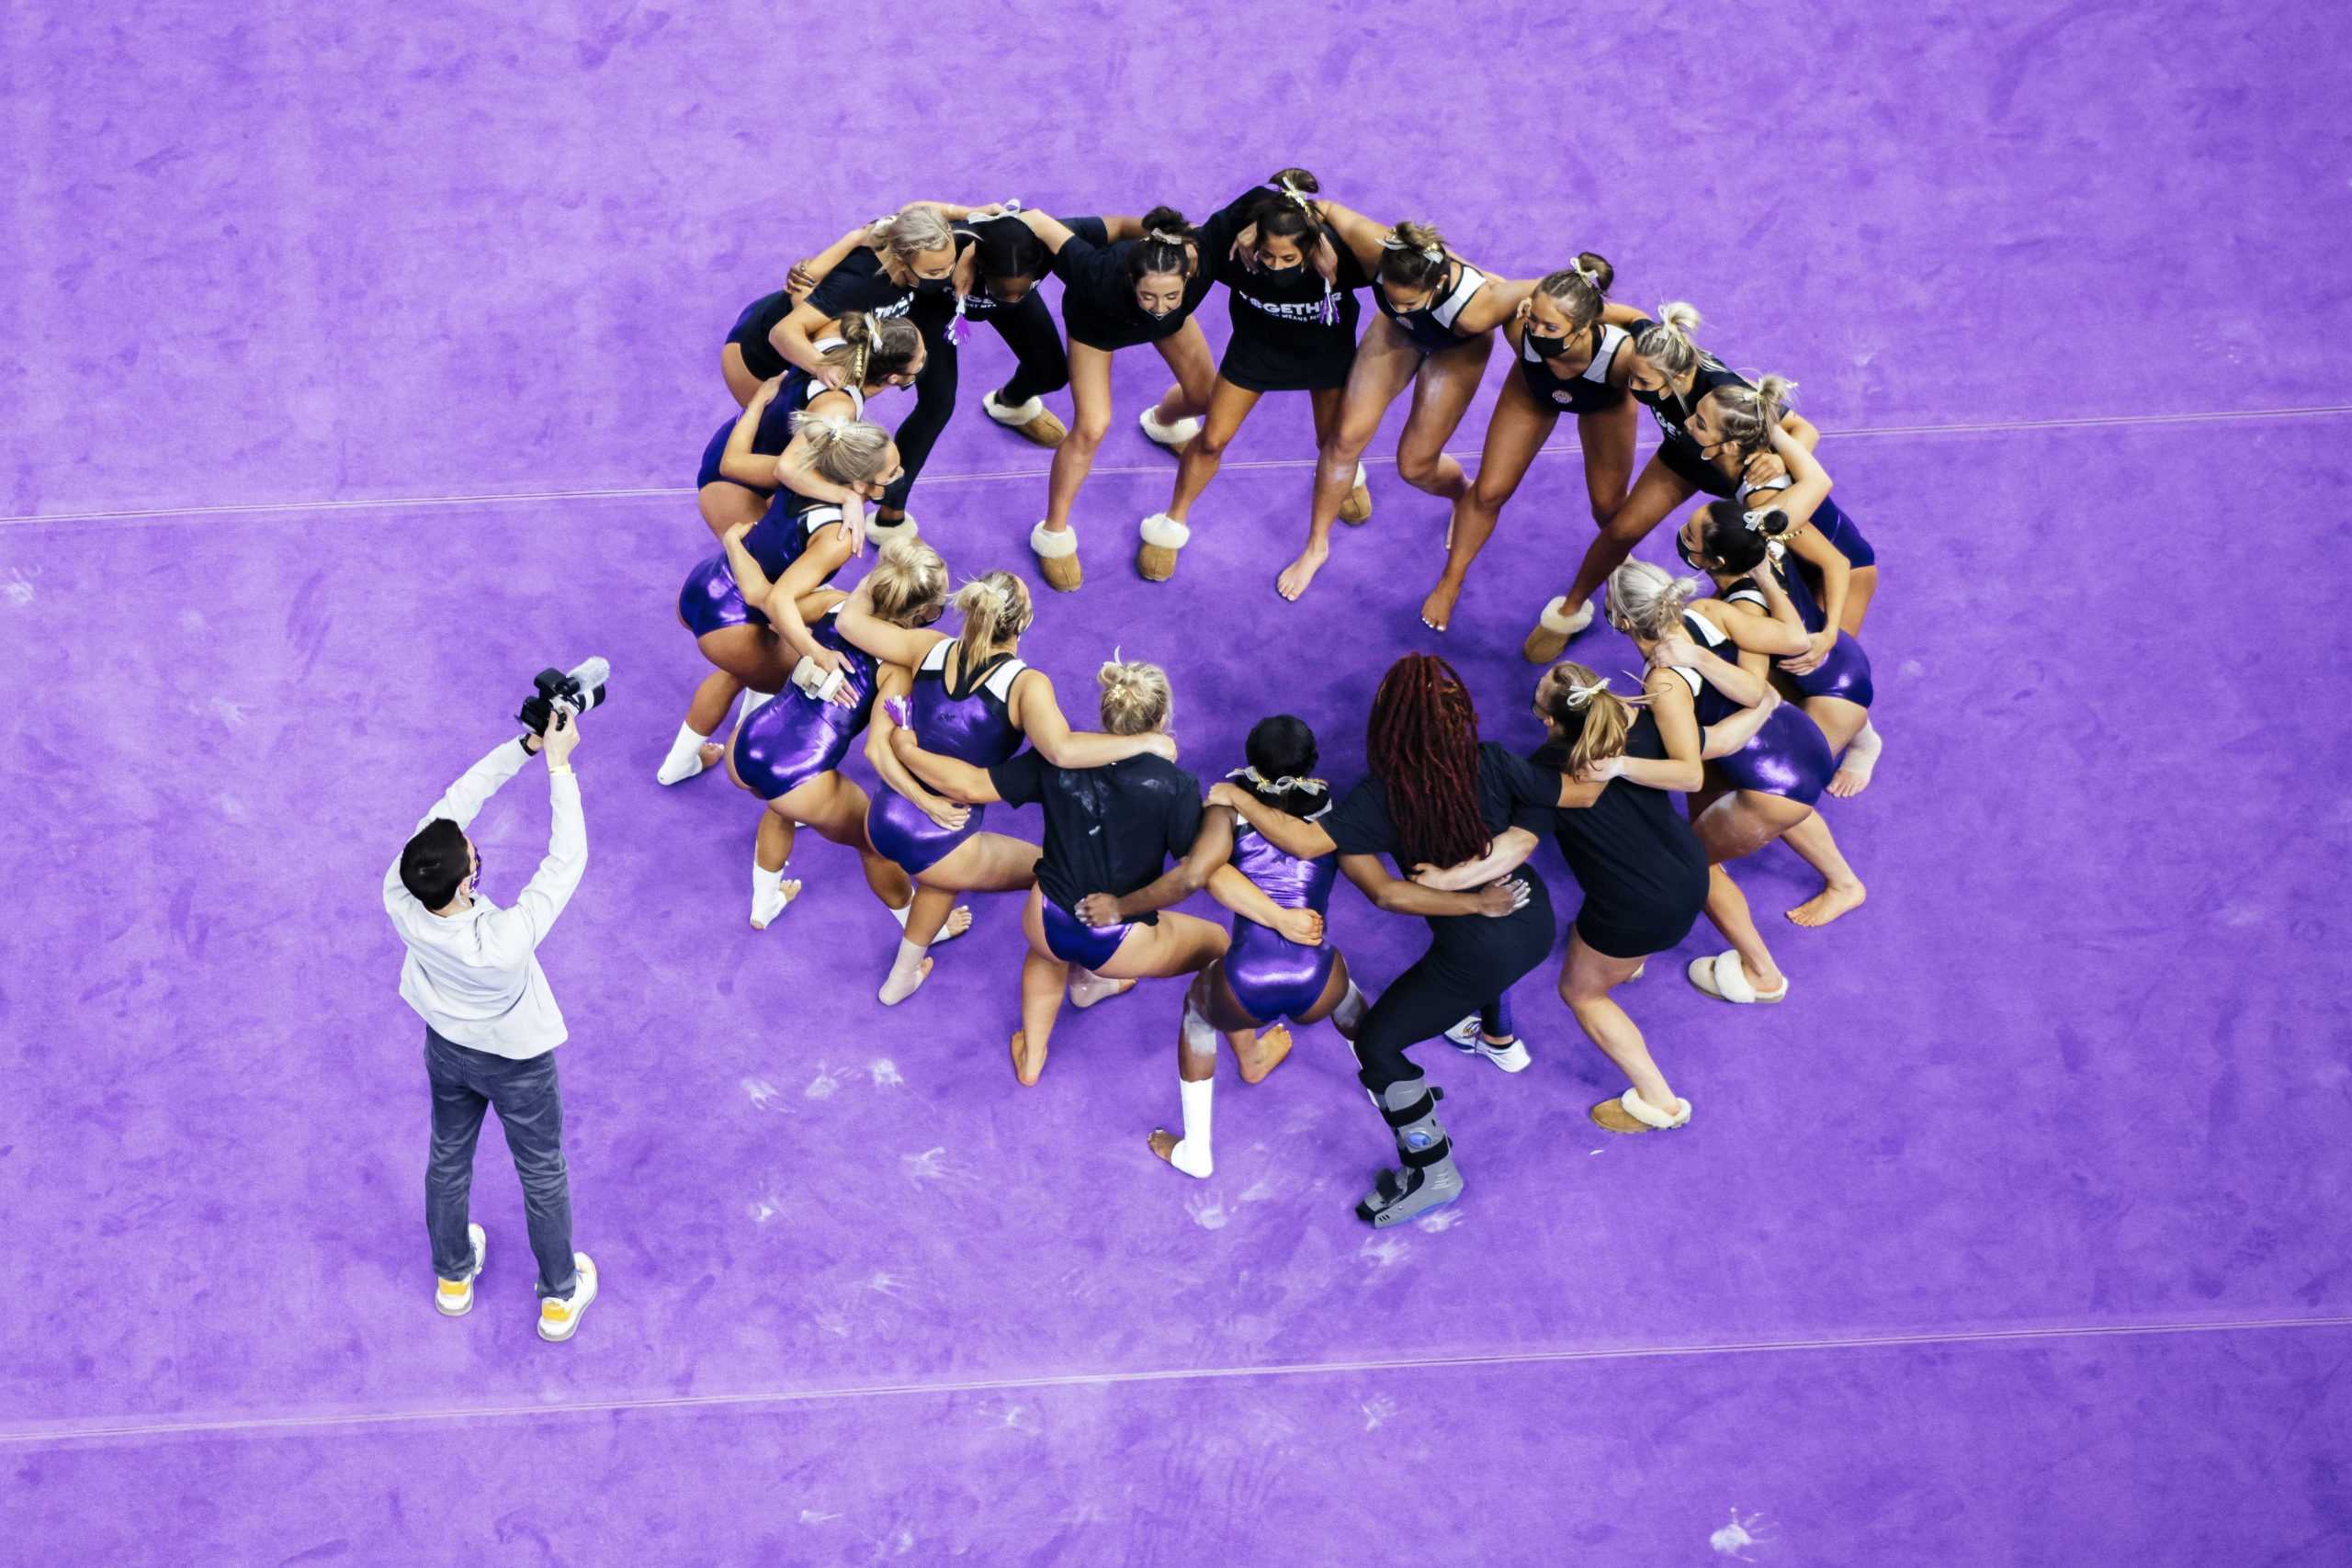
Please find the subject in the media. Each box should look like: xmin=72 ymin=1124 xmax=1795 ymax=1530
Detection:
xmin=6 ymin=1312 xmax=2347 ymax=1448
xmin=6 ymin=403 xmax=2349 ymax=529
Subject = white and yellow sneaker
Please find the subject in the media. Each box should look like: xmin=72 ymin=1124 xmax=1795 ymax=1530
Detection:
xmin=435 ymin=1224 xmax=485 ymax=1317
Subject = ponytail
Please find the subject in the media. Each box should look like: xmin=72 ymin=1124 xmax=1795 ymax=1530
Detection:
xmin=1097 ymin=653 xmax=1172 ymax=735
xmin=951 ymin=570 xmax=1033 ymax=670
xmin=1537 ymin=661 xmax=1637 ymax=778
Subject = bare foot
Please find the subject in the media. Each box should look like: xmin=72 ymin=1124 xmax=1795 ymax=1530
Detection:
xmin=1148 ymin=1127 xmax=1181 ymax=1166
xmin=1069 ymin=972 xmax=1136 ymax=1009
xmin=1419 ymin=579 xmax=1463 ymax=632
xmin=933 ymin=904 xmax=975 ymax=943
xmin=1787 ymin=880 xmax=1867 ymax=927
xmin=1009 ymin=1030 xmax=1047 ymax=1086
xmin=696 ymin=740 xmax=723 ymax=772
xmin=750 ymin=878 xmax=802 ymax=931
xmin=1275 ymin=541 xmax=1329 ymax=601
xmin=1236 ymin=1023 xmax=1295 ymax=1084
xmin=1828 ymin=764 xmax=1871 ymax=797
xmin=876 ymin=956 xmax=933 ymax=1007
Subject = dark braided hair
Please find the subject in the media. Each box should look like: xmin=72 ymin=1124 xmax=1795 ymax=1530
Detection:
xmin=1365 ymin=653 xmax=1490 ymax=869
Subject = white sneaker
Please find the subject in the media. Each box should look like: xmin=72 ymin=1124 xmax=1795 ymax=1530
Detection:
xmin=537 ymin=1251 xmax=598 ymax=1342
xmin=435 ymin=1224 xmax=485 ymax=1317
xmin=1446 ymin=1022 xmax=1532 ymax=1073
xmin=1138 ymin=407 xmax=1201 ymax=450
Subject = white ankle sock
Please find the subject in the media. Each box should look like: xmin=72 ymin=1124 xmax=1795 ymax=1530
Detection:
xmin=878 ymin=935 xmax=930 ymax=1004
xmin=751 ymin=861 xmax=789 ymax=927
xmin=1840 ymin=719 xmax=1883 ymax=778
xmin=1170 ymin=1077 xmax=1215 ymax=1178
xmin=656 ymin=722 xmax=713 ymax=785
xmin=889 ymin=899 xmax=911 ymax=929
xmin=741 ymin=688 xmax=776 ymax=718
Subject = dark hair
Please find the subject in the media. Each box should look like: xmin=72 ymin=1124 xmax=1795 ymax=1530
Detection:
xmin=1695 ymin=500 xmax=1792 ymax=573
xmin=400 ymin=818 xmax=470 ymax=908
xmin=1126 ymin=206 xmax=1197 ymax=284
xmin=1375 ymin=220 xmax=1449 ymax=292
xmin=1242 ymin=714 xmax=1325 ymax=817
xmin=1533 ymin=251 xmax=1615 ymax=334
xmin=1366 ymin=653 xmax=1489 ymax=869
xmin=1243 ymin=168 xmax=1327 ymax=254
xmin=973 ymin=220 xmax=1047 ymax=286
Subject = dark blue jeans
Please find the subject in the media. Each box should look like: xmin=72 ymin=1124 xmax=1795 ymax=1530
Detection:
xmin=424 ymin=1025 xmax=575 ymax=1300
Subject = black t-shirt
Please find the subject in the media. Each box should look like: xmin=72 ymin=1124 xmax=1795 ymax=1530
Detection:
xmin=1531 ymin=716 xmax=1708 ymax=916
xmin=1324 ymin=742 xmax=1559 ymax=865
xmin=1050 ymin=207 xmax=1237 ymax=351
xmin=1324 ymin=742 xmax=1558 ymax=949
xmin=805 ymin=250 xmax=921 ymax=324
xmin=955 ymin=214 xmax=1109 ymax=315
xmin=989 ymin=752 xmax=1204 ymax=920
xmin=1207 ymin=188 xmax=1367 ymax=344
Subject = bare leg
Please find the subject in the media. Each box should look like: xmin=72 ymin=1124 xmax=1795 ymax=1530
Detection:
xmin=697 ymin=480 xmax=766 ymax=543
xmin=1426 ymin=367 xmax=1554 ymax=632
xmin=1163 ymin=378 xmax=1261 ymax=523
xmin=1393 ymin=333 xmax=1492 ymax=504
xmin=1781 ymin=809 xmax=1867 ymax=928
xmin=1578 ymin=396 xmax=1641 ymax=525
xmin=1558 ymin=933 xmax=1679 ymax=1111
xmin=1043 ymin=344 xmax=1114 ymax=533
xmin=1691 ymin=791 xmax=1809 ymax=993
xmin=1839 ymin=565 xmax=1879 ymax=636
xmin=1148 ymin=319 xmax=1218 ymax=423
xmin=1560 ymin=454 xmax=1695 ymax=610
xmin=721 ymin=343 xmax=759 ymax=408
xmin=1282 ymin=316 xmax=1419 ymax=601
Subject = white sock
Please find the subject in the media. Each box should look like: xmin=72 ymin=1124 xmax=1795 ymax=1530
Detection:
xmin=1170 ymin=1077 xmax=1216 ymax=1179
xmin=1331 ymin=980 xmax=1369 ymax=1034
xmin=1839 ymin=719 xmax=1883 ymax=779
xmin=878 ymin=935 xmax=930 ymax=1005
xmin=741 ymin=688 xmax=777 ymax=719
xmin=889 ymin=899 xmax=910 ymax=928
xmin=751 ymin=860 xmax=789 ymax=928
xmin=656 ymin=722 xmax=713 ymax=785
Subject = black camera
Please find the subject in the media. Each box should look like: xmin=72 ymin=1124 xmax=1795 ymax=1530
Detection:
xmin=517 ymin=658 xmax=611 ymax=737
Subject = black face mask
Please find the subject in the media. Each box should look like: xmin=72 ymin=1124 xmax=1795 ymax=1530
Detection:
xmin=1674 ymin=531 xmax=1703 ymax=571
xmin=913 ymin=276 xmax=954 ymax=295
xmin=1528 ymin=330 xmax=1571 ymax=360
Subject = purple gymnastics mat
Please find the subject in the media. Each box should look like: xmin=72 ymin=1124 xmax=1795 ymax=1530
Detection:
xmin=4 ymin=3 xmax=2348 ymax=1563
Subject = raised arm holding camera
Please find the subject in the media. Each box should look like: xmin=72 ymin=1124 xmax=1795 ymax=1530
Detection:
xmin=382 ymin=662 xmax=606 ymax=1343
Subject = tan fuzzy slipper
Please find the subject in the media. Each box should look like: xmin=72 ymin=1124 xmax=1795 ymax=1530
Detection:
xmin=1030 ymin=521 xmax=1082 ymax=592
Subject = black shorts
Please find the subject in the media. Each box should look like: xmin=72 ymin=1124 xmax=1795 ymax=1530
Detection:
xmin=727 ymin=291 xmax=790 ymax=382
xmin=1573 ymin=886 xmax=1704 ymax=962
xmin=1221 ymin=328 xmax=1354 ymax=393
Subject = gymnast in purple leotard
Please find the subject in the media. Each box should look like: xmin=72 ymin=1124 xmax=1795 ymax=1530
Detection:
xmin=1606 ymin=557 xmax=1863 ymax=1010
xmin=1074 ymin=716 xmax=1363 ymax=1180
xmin=660 ymin=415 xmax=918 ymax=789
xmin=835 ymin=569 xmax=1175 ymax=1007
xmin=720 ymin=536 xmax=951 ymax=932
xmin=893 ymin=659 xmax=1277 ymax=1090
xmin=695 ymin=311 xmax=922 ymax=541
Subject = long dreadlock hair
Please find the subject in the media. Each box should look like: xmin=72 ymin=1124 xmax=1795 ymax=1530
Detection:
xmin=1365 ymin=652 xmax=1490 ymax=870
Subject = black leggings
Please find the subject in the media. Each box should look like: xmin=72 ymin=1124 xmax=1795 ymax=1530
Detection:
xmin=990 ymin=291 xmax=1072 ymax=405
xmin=1351 ymin=891 xmax=1555 ymax=1094
xmin=878 ymin=293 xmax=1072 ymax=513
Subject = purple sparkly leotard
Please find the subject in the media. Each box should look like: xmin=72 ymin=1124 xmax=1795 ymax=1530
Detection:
xmin=1222 ymin=815 xmax=1340 ymax=1023
xmin=866 ymin=638 xmax=1031 ymax=875
xmin=677 ymin=487 xmax=854 ymax=640
xmin=1671 ymin=608 xmax=1833 ymax=806
xmin=729 ymin=609 xmax=878 ymax=801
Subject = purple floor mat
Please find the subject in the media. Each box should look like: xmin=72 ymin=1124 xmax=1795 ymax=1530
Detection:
xmin=5 ymin=3 xmax=2349 ymax=1563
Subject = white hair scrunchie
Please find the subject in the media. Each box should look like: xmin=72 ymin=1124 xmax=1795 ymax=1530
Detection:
xmin=1229 ymin=765 xmax=1327 ymax=796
